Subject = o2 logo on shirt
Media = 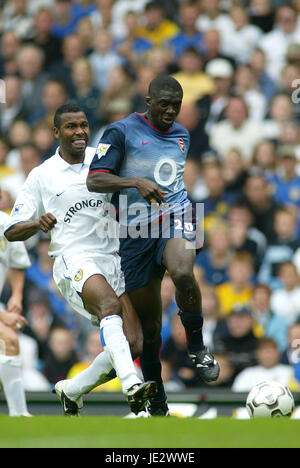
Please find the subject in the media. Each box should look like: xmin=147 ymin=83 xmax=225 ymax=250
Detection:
xmin=154 ymin=158 xmax=179 ymax=190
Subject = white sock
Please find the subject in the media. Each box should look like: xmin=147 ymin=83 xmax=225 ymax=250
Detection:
xmin=100 ymin=315 xmax=141 ymax=393
xmin=64 ymin=350 xmax=115 ymax=401
xmin=0 ymin=354 xmax=28 ymax=416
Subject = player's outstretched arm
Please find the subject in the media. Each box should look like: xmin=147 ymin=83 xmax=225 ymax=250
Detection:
xmin=5 ymin=213 xmax=57 ymax=242
xmin=87 ymin=172 xmax=167 ymax=204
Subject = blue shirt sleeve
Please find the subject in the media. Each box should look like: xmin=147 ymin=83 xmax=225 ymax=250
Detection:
xmin=89 ymin=124 xmax=126 ymax=176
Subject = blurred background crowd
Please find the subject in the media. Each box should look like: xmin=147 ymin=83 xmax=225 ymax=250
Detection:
xmin=0 ymin=0 xmax=300 ymax=395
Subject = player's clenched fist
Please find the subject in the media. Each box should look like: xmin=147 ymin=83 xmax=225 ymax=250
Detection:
xmin=38 ymin=213 xmax=57 ymax=233
xmin=135 ymin=178 xmax=168 ymax=205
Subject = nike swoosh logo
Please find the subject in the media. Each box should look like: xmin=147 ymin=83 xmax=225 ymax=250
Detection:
xmin=56 ymin=191 xmax=65 ymax=197
xmin=142 ymin=141 xmax=150 ymax=146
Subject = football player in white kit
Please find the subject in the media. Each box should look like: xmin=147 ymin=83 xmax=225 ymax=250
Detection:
xmin=5 ymin=104 xmax=157 ymax=416
xmin=0 ymin=203 xmax=31 ymax=417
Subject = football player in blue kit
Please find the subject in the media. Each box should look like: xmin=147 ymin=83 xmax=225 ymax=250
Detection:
xmin=87 ymin=75 xmax=220 ymax=416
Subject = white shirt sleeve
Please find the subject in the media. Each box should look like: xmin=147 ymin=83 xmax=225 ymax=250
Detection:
xmin=8 ymin=240 xmax=31 ymax=270
xmin=4 ymin=169 xmax=44 ymax=233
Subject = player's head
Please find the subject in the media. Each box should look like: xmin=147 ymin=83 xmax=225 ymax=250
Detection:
xmin=54 ymin=104 xmax=90 ymax=159
xmin=146 ymin=75 xmax=183 ymax=131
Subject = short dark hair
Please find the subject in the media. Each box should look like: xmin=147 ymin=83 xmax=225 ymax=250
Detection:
xmin=148 ymin=74 xmax=183 ymax=99
xmin=54 ymin=103 xmax=85 ymax=129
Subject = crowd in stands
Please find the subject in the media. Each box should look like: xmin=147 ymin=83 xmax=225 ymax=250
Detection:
xmin=0 ymin=0 xmax=300 ymax=393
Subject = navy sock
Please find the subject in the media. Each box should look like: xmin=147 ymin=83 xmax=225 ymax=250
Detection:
xmin=139 ymin=337 xmax=167 ymax=403
xmin=179 ymin=310 xmax=205 ymax=353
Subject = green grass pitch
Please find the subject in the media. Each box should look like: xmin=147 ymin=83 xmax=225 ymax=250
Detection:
xmin=0 ymin=415 xmax=300 ymax=448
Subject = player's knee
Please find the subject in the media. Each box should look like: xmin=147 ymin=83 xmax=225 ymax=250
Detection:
xmin=128 ymin=332 xmax=143 ymax=360
xmin=170 ymin=268 xmax=194 ymax=291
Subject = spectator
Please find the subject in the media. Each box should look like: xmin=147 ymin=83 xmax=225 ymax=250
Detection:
xmin=0 ymin=75 xmax=27 ymax=137
xmin=43 ymin=327 xmax=79 ymax=385
xmin=232 ymin=338 xmax=294 ymax=392
xmin=198 ymin=161 xmax=237 ymax=227
xmin=223 ymin=6 xmax=262 ymax=64
xmin=251 ymin=284 xmax=288 ymax=351
xmin=0 ymin=0 xmax=33 ymax=39
xmin=114 ymin=11 xmax=153 ymax=69
xmin=88 ymin=28 xmax=122 ymax=92
xmin=227 ymin=200 xmax=267 ymax=273
xmin=98 ymin=64 xmax=135 ymax=122
xmin=16 ymin=44 xmax=49 ymax=117
xmin=70 ymin=57 xmax=99 ymax=131
xmin=23 ymin=289 xmax=65 ymax=361
xmin=26 ymin=7 xmax=63 ymax=70
xmin=143 ymin=46 xmax=173 ymax=76
xmin=195 ymin=221 xmax=232 ymax=286
xmin=270 ymin=262 xmax=300 ymax=326
xmin=268 ymin=145 xmax=300 ymax=208
xmin=136 ymin=2 xmax=180 ymax=48
xmin=51 ymin=0 xmax=93 ymax=40
xmin=249 ymin=48 xmax=276 ymax=101
xmin=1 ymin=142 xmax=41 ymax=201
xmin=31 ymin=122 xmax=57 ymax=161
xmin=172 ymin=46 xmax=215 ymax=104
xmin=49 ymin=33 xmax=85 ymax=95
xmin=216 ymin=251 xmax=254 ymax=317
xmin=202 ymin=29 xmax=236 ymax=70
xmin=223 ymin=148 xmax=248 ymax=194
xmin=262 ymin=93 xmax=294 ymax=140
xmin=198 ymin=58 xmax=234 ymax=134
xmin=241 ymin=168 xmax=283 ymax=241
xmin=233 ymin=64 xmax=267 ymax=122
xmin=251 ymin=140 xmax=277 ymax=176
xmin=196 ymin=0 xmax=234 ymax=48
xmin=258 ymin=208 xmax=300 ymax=288
xmin=214 ymin=305 xmax=258 ymax=377
xmin=210 ymin=96 xmax=264 ymax=161
xmin=0 ymin=31 xmax=21 ymax=76
xmin=249 ymin=0 xmax=275 ymax=34
xmin=0 ymin=137 xmax=16 ymax=181
xmin=259 ymin=4 xmax=300 ymax=81
xmin=169 ymin=1 xmax=203 ymax=60
xmin=29 ymin=79 xmax=69 ymax=127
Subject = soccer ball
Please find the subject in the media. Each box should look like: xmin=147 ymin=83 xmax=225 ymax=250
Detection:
xmin=246 ymin=381 xmax=295 ymax=418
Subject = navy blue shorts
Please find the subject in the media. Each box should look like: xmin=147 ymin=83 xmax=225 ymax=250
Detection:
xmin=119 ymin=210 xmax=202 ymax=292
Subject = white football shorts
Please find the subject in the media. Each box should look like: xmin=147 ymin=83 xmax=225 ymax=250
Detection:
xmin=53 ymin=252 xmax=125 ymax=323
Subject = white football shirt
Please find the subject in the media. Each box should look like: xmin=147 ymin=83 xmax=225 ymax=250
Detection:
xmin=0 ymin=210 xmax=31 ymax=294
xmin=5 ymin=147 xmax=119 ymax=258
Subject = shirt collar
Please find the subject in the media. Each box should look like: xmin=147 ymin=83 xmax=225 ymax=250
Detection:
xmin=54 ymin=146 xmax=89 ymax=171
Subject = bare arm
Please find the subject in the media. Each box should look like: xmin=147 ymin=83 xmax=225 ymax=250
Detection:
xmin=87 ymin=172 xmax=167 ymax=204
xmin=6 ymin=269 xmax=25 ymax=314
xmin=5 ymin=213 xmax=57 ymax=242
